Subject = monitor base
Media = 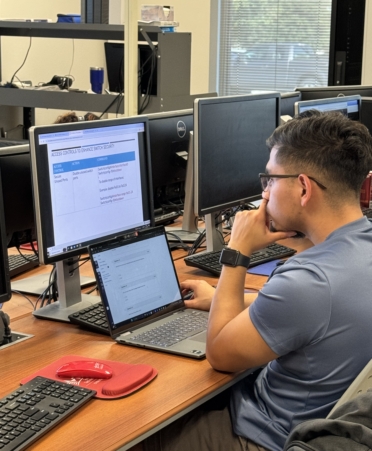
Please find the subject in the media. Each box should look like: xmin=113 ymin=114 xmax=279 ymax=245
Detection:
xmin=11 ymin=274 xmax=95 ymax=296
xmin=165 ymin=227 xmax=204 ymax=243
xmin=32 ymin=294 xmax=101 ymax=323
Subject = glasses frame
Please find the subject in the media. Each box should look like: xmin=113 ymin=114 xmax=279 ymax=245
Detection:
xmin=258 ymin=173 xmax=327 ymax=192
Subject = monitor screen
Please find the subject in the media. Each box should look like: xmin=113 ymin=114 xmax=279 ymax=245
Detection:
xmin=296 ymin=85 xmax=372 ymax=101
xmin=0 ymin=169 xmax=11 ymax=304
xmin=147 ymin=109 xmax=193 ymax=208
xmin=294 ymin=95 xmax=361 ymax=120
xmin=0 ymin=144 xmax=35 ymax=248
xmin=30 ymin=117 xmax=154 ymax=266
xmin=194 ymin=93 xmax=280 ymax=216
xmin=104 ymin=42 xmax=157 ymax=96
xmin=104 ymin=42 xmax=124 ymax=93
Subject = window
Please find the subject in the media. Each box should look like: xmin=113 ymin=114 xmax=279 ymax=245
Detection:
xmin=218 ymin=0 xmax=332 ymax=95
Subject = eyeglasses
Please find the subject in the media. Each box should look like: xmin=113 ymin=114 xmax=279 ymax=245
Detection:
xmin=258 ymin=173 xmax=327 ymax=192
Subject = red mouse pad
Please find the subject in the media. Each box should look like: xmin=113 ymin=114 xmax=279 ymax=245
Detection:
xmin=21 ymin=355 xmax=158 ymax=399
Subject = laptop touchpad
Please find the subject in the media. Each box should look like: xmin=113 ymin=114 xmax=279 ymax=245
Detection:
xmin=190 ymin=331 xmax=207 ymax=342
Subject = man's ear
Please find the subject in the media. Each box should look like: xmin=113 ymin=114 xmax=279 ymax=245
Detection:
xmin=298 ymin=174 xmax=312 ymax=207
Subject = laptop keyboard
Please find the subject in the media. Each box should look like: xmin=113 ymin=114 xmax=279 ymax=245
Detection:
xmin=68 ymin=303 xmax=109 ymax=335
xmin=184 ymin=243 xmax=296 ymax=276
xmin=0 ymin=376 xmax=96 ymax=451
xmin=125 ymin=310 xmax=208 ymax=348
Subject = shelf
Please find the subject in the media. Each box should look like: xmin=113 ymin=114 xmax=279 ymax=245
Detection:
xmin=0 ymin=88 xmax=124 ymax=114
xmin=0 ymin=21 xmax=164 ymax=41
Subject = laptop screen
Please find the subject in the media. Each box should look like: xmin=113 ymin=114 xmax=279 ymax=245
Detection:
xmin=90 ymin=228 xmax=184 ymax=332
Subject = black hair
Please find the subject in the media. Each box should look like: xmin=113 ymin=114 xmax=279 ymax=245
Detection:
xmin=266 ymin=110 xmax=372 ymax=196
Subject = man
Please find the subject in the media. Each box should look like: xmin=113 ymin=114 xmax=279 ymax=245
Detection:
xmin=140 ymin=110 xmax=372 ymax=451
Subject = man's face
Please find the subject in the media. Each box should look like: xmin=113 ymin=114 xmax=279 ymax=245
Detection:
xmin=262 ymin=147 xmax=302 ymax=234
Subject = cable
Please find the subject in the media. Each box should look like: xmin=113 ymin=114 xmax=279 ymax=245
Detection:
xmin=138 ymin=46 xmax=158 ymax=114
xmin=11 ymin=290 xmax=36 ymax=310
xmin=10 ymin=36 xmax=32 ymax=85
xmin=98 ymin=91 xmax=123 ymax=118
xmin=68 ymin=39 xmax=75 ymax=78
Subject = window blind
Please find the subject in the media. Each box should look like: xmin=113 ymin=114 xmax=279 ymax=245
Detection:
xmin=219 ymin=0 xmax=332 ymax=95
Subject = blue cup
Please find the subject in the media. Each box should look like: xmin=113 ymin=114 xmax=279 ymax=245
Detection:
xmin=90 ymin=67 xmax=104 ymax=94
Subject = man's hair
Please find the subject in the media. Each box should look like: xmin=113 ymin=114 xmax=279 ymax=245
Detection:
xmin=266 ymin=110 xmax=372 ymax=196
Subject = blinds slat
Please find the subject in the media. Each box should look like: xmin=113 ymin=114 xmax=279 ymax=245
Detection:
xmin=219 ymin=0 xmax=332 ymax=95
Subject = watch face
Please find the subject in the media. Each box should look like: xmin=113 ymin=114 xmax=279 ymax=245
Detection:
xmin=220 ymin=249 xmax=238 ymax=266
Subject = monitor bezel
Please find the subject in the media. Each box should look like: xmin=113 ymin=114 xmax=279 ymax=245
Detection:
xmin=146 ymin=108 xmax=193 ymax=205
xmin=30 ymin=116 xmax=155 ymax=266
xmin=0 ymin=168 xmax=11 ymax=304
xmin=294 ymin=94 xmax=362 ymax=117
xmin=295 ymin=85 xmax=372 ymax=101
xmin=193 ymin=92 xmax=280 ymax=216
xmin=0 ymin=144 xmax=35 ymax=248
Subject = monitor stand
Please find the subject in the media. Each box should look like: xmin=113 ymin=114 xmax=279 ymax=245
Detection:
xmin=166 ymin=131 xmax=204 ymax=243
xmin=205 ymin=213 xmax=225 ymax=252
xmin=32 ymin=259 xmax=101 ymax=323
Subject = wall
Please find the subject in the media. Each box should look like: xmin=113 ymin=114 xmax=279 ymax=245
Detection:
xmin=0 ymin=0 xmax=211 ymax=127
xmin=362 ymin=0 xmax=372 ymax=85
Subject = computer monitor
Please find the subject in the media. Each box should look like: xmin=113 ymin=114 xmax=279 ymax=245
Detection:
xmin=191 ymin=92 xmax=280 ymax=251
xmin=104 ymin=42 xmax=124 ymax=93
xmin=147 ymin=109 xmax=193 ymax=210
xmin=0 ymin=170 xmax=11 ymax=305
xmin=104 ymin=42 xmax=157 ymax=96
xmin=280 ymin=91 xmax=302 ymax=117
xmin=294 ymin=95 xmax=361 ymax=120
xmin=296 ymin=85 xmax=372 ymax=101
xmin=0 ymin=145 xmax=35 ymax=248
xmin=30 ymin=116 xmax=154 ymax=322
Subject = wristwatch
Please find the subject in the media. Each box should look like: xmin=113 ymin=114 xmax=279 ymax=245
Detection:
xmin=219 ymin=248 xmax=251 ymax=268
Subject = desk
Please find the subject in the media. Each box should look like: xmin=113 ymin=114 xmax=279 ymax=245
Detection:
xmin=1 ymin=237 xmax=312 ymax=450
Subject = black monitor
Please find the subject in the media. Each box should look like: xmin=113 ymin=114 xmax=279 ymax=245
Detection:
xmin=190 ymin=93 xmax=280 ymax=251
xmin=294 ymin=95 xmax=361 ymax=121
xmin=104 ymin=42 xmax=124 ymax=93
xmin=147 ymin=109 xmax=193 ymax=210
xmin=0 ymin=169 xmax=11 ymax=305
xmin=0 ymin=145 xmax=35 ymax=248
xmin=30 ymin=116 xmax=154 ymax=322
xmin=360 ymin=97 xmax=372 ymax=134
xmin=296 ymin=85 xmax=372 ymax=101
xmin=280 ymin=91 xmax=302 ymax=117
xmin=104 ymin=42 xmax=156 ymax=96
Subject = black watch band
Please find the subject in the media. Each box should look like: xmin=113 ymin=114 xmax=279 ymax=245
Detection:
xmin=219 ymin=248 xmax=251 ymax=268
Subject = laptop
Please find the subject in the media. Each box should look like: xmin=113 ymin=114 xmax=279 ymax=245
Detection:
xmin=89 ymin=226 xmax=208 ymax=359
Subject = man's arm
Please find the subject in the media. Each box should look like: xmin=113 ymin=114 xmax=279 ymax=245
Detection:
xmin=206 ymin=200 xmax=296 ymax=372
xmin=181 ymin=281 xmax=258 ymax=310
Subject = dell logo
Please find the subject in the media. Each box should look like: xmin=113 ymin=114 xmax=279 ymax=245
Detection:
xmin=177 ymin=120 xmax=186 ymax=138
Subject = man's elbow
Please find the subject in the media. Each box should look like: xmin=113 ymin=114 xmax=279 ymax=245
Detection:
xmin=206 ymin=346 xmax=244 ymax=372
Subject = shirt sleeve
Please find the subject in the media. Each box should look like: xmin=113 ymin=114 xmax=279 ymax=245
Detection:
xmin=249 ymin=262 xmax=332 ymax=356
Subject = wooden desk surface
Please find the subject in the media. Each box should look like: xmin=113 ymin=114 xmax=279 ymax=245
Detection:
xmin=1 ymin=236 xmax=312 ymax=450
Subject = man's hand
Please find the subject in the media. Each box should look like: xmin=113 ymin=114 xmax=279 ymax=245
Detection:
xmin=229 ymin=199 xmax=296 ymax=256
xmin=180 ymin=279 xmax=215 ymax=311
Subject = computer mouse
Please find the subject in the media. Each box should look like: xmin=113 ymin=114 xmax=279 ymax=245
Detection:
xmin=56 ymin=360 xmax=113 ymax=379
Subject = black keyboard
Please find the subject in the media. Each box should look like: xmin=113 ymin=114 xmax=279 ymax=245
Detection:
xmin=8 ymin=254 xmax=39 ymax=279
xmin=0 ymin=376 xmax=96 ymax=451
xmin=362 ymin=207 xmax=372 ymax=218
xmin=69 ymin=303 xmax=109 ymax=335
xmin=184 ymin=243 xmax=296 ymax=276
